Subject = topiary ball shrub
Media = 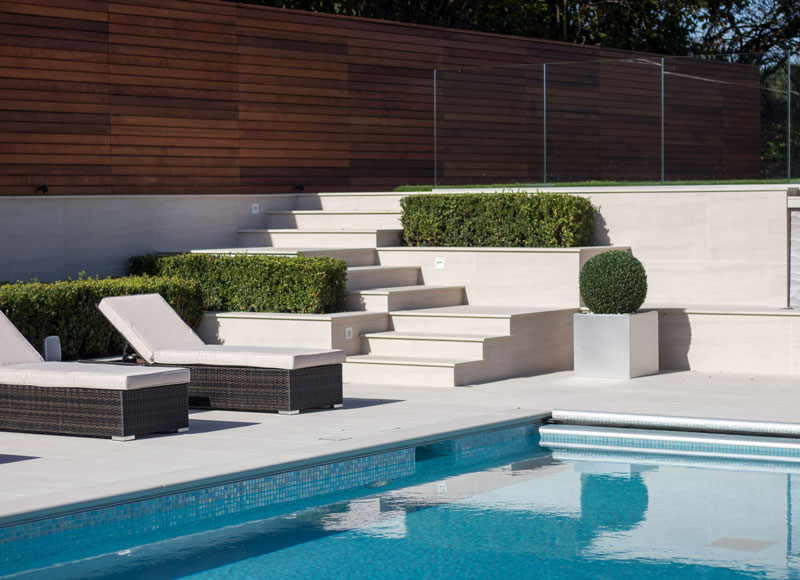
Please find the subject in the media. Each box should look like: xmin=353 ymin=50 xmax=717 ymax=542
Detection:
xmin=579 ymin=250 xmax=647 ymax=314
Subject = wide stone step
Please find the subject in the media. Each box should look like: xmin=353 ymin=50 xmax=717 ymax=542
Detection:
xmin=346 ymin=285 xmax=464 ymax=312
xmin=346 ymin=266 xmax=420 ymax=292
xmin=362 ymin=331 xmax=508 ymax=359
xmin=295 ymin=192 xmax=407 ymax=211
xmin=237 ymin=229 xmax=402 ymax=248
xmin=265 ymin=210 xmax=401 ymax=230
xmin=343 ymin=354 xmax=497 ymax=387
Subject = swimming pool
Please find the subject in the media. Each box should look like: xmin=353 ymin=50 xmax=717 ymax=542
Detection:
xmin=3 ymin=421 xmax=800 ymax=579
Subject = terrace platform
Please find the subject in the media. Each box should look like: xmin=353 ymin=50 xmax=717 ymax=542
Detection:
xmin=3 ymin=369 xmax=800 ymax=525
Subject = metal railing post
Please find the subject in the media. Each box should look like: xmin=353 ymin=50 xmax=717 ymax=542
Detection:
xmin=661 ymin=58 xmax=665 ymax=183
xmin=433 ymin=69 xmax=438 ymax=187
xmin=788 ymin=56 xmax=792 ymax=181
xmin=543 ymin=63 xmax=547 ymax=185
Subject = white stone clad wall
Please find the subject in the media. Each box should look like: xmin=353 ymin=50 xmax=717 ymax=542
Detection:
xmin=582 ymin=187 xmax=789 ymax=308
xmin=445 ymin=185 xmax=793 ymax=308
xmin=790 ymin=210 xmax=800 ymax=307
xmin=0 ymin=194 xmax=295 ymax=282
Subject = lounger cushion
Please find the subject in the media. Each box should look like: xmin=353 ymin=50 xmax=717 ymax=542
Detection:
xmin=0 ymin=311 xmax=44 ymax=366
xmin=98 ymin=294 xmax=204 ymax=364
xmin=153 ymin=345 xmax=346 ymax=370
xmin=0 ymin=362 xmax=190 ymax=390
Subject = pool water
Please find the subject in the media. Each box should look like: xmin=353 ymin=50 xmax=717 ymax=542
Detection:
xmin=4 ymin=427 xmax=800 ymax=579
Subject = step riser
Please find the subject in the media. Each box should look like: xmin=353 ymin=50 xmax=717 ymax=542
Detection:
xmin=302 ymin=249 xmax=377 ymax=267
xmin=363 ymin=337 xmax=488 ymax=359
xmin=343 ymin=362 xmax=456 ymax=387
xmin=346 ymin=288 xmax=464 ymax=312
xmin=238 ymin=230 xmax=401 ymax=248
xmin=266 ymin=213 xmax=401 ymax=230
xmin=390 ymin=316 xmax=512 ymax=335
xmin=346 ymin=270 xmax=420 ymax=292
xmin=296 ymin=195 xmax=406 ymax=212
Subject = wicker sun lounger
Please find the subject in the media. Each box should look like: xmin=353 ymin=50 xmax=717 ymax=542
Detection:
xmin=98 ymin=294 xmax=345 ymax=415
xmin=0 ymin=310 xmax=190 ymax=441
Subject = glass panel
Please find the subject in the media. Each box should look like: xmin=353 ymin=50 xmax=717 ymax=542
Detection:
xmin=545 ymin=58 xmax=661 ymax=183
xmin=662 ymin=55 xmax=761 ymax=181
xmin=434 ymin=53 xmax=795 ymax=187
xmin=435 ymin=64 xmax=543 ymax=187
xmin=759 ymin=57 xmax=790 ymax=180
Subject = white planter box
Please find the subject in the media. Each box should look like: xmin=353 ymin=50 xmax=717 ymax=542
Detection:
xmin=573 ymin=311 xmax=659 ymax=379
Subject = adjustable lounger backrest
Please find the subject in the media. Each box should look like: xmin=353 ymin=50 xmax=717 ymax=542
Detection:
xmin=0 ymin=310 xmax=44 ymax=366
xmin=98 ymin=293 xmax=204 ymax=364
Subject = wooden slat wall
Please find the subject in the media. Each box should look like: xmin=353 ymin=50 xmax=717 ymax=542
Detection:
xmin=0 ymin=0 xmax=761 ymax=195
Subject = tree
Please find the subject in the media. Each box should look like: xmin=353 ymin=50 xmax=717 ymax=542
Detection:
xmin=698 ymin=0 xmax=799 ymax=74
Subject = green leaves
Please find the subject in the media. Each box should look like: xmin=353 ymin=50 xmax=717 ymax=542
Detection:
xmin=400 ymin=191 xmax=594 ymax=248
xmin=0 ymin=276 xmax=203 ymax=360
xmin=579 ymin=250 xmax=648 ymax=314
xmin=130 ymin=254 xmax=347 ymax=314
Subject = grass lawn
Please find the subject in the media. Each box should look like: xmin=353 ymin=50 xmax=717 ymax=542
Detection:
xmin=395 ymin=179 xmax=795 ymax=192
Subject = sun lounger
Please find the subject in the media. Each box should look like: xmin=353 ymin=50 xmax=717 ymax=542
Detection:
xmin=0 ymin=310 xmax=189 ymax=441
xmin=98 ymin=294 xmax=345 ymax=414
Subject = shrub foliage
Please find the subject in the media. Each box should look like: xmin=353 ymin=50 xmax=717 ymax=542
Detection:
xmin=400 ymin=192 xmax=595 ymax=247
xmin=130 ymin=253 xmax=347 ymax=314
xmin=579 ymin=250 xmax=648 ymax=314
xmin=0 ymin=276 xmax=204 ymax=360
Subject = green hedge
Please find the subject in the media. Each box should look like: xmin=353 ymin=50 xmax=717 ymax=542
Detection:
xmin=400 ymin=192 xmax=595 ymax=247
xmin=130 ymin=253 xmax=347 ymax=314
xmin=0 ymin=276 xmax=204 ymax=360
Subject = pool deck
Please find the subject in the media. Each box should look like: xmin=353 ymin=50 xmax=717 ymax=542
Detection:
xmin=3 ymin=369 xmax=800 ymax=524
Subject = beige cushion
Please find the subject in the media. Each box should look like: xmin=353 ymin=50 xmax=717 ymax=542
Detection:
xmin=153 ymin=345 xmax=346 ymax=370
xmin=0 ymin=311 xmax=44 ymax=366
xmin=0 ymin=362 xmax=190 ymax=390
xmin=98 ymin=294 xmax=204 ymax=364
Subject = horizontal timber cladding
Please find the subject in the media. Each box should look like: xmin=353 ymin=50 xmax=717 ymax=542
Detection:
xmin=0 ymin=0 xmax=760 ymax=195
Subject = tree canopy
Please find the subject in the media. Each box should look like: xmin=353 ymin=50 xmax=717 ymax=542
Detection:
xmin=229 ymin=0 xmax=799 ymax=71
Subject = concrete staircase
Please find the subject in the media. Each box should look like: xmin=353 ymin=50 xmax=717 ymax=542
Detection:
xmin=216 ymin=192 xmax=577 ymax=387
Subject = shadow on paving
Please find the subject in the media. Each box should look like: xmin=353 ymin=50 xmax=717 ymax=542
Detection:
xmin=0 ymin=454 xmax=38 ymax=464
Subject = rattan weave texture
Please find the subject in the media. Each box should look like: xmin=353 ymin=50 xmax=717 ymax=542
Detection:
xmin=0 ymin=383 xmax=188 ymax=439
xmin=171 ymin=363 xmax=343 ymax=413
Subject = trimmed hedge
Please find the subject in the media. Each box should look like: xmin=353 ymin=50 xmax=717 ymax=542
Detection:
xmin=130 ymin=253 xmax=347 ymax=314
xmin=579 ymin=250 xmax=648 ymax=314
xmin=0 ymin=276 xmax=204 ymax=360
xmin=400 ymin=192 xmax=595 ymax=247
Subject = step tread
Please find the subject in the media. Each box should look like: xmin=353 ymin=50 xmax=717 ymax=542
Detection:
xmin=347 ymin=265 xmax=420 ymax=273
xmin=363 ymin=331 xmax=507 ymax=342
xmin=345 ymin=354 xmax=482 ymax=367
xmin=195 ymin=246 xmax=375 ymax=254
xmin=239 ymin=228 xmax=402 ymax=234
xmin=265 ymin=210 xmax=401 ymax=215
xmin=348 ymin=285 xmax=463 ymax=296
xmin=390 ymin=305 xmax=577 ymax=318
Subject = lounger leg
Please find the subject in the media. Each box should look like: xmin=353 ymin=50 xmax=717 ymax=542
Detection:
xmin=332 ymin=404 xmax=343 ymax=409
xmin=279 ymin=410 xmax=300 ymax=415
xmin=112 ymin=435 xmax=136 ymax=442
xmin=177 ymin=427 xmax=189 ymax=433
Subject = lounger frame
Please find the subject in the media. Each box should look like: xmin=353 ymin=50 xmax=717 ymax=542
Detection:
xmin=153 ymin=363 xmax=343 ymax=414
xmin=0 ymin=383 xmax=188 ymax=440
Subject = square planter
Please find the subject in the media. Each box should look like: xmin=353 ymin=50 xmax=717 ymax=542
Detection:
xmin=573 ymin=311 xmax=659 ymax=379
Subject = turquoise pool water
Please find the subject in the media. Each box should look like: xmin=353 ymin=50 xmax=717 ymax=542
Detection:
xmin=3 ymin=424 xmax=800 ymax=579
